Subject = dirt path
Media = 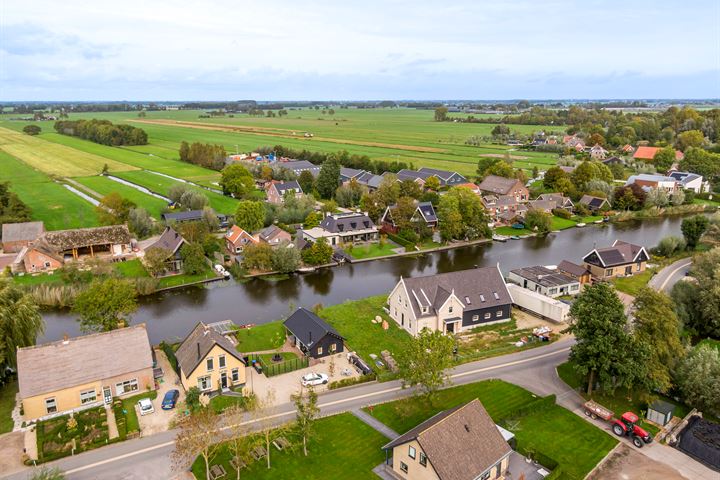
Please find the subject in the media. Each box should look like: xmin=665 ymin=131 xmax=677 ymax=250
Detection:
xmin=0 ymin=432 xmax=25 ymax=475
xmin=130 ymin=119 xmax=448 ymax=154
xmin=588 ymin=444 xmax=687 ymax=480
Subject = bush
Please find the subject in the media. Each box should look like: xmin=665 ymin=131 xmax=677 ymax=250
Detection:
xmin=655 ymin=236 xmax=686 ymax=257
xmin=386 ymin=232 xmax=414 ymax=249
xmin=328 ymin=374 xmax=376 ymax=390
xmin=552 ymin=208 xmax=572 ymax=219
xmin=160 ymin=341 xmax=179 ymax=373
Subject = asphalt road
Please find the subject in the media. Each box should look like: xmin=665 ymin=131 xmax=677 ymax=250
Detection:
xmin=3 ymin=340 xmax=575 ymax=480
xmin=648 ymin=257 xmax=693 ymax=293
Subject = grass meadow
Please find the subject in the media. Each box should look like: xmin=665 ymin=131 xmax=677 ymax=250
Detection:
xmin=74 ymin=175 xmax=169 ymax=219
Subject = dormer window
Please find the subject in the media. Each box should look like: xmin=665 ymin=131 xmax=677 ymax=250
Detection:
xmin=421 ymin=306 xmax=428 ymax=314
xmin=449 ymin=306 xmax=453 ymax=313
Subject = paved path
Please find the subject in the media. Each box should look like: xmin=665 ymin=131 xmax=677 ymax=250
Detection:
xmin=350 ymin=409 xmax=399 ymax=440
xmin=649 ymin=257 xmax=693 ymax=293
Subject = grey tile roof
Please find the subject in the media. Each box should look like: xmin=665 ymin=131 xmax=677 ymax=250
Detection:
xmin=383 ymin=399 xmax=511 ymax=480
xmin=2 ymin=221 xmax=44 ymax=243
xmin=281 ymin=160 xmax=320 ymax=176
xmin=558 ymin=260 xmax=589 ymax=277
xmin=510 ymin=265 xmax=578 ymax=288
xmin=161 ymin=210 xmax=204 ymax=222
xmin=175 ymin=322 xmax=246 ymax=376
xmin=147 ymin=227 xmax=186 ymax=254
xmin=259 ymin=225 xmax=290 ymax=242
xmin=396 ymin=169 xmax=432 ymax=182
xmin=417 ymin=167 xmax=467 ymax=184
xmin=320 ymin=213 xmax=375 ymax=233
xmin=579 ymin=195 xmax=609 ymax=209
xmin=416 ymin=202 xmax=437 ymax=222
xmin=17 ymin=324 xmax=153 ymax=399
xmin=340 ymin=167 xmax=365 ymax=180
xmin=583 ymin=240 xmax=648 ymax=267
xmin=477 ymin=175 xmax=523 ymax=195
xmin=283 ymin=308 xmax=344 ymax=348
xmin=274 ymin=180 xmax=302 ymax=194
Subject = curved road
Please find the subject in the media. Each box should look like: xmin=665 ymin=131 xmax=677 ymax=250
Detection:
xmin=649 ymin=257 xmax=693 ymax=293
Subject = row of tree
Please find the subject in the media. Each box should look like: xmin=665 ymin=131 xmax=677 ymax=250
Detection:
xmin=54 ymin=119 xmax=148 ymax=146
xmin=179 ymin=141 xmax=227 ymax=170
xmin=261 ymin=145 xmax=415 ymax=176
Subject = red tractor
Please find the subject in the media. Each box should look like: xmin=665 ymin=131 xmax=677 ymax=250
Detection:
xmin=611 ymin=412 xmax=653 ymax=448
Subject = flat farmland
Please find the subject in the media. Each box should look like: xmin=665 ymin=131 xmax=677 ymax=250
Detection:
xmin=0 ymin=150 xmax=98 ymax=229
xmin=0 ymin=127 xmax=136 ymax=177
xmin=74 ymin=175 xmax=169 ymax=219
xmin=113 ymin=170 xmax=238 ymax=214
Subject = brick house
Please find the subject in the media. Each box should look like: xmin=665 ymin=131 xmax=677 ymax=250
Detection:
xmin=477 ymin=175 xmax=529 ymax=202
xmin=225 ymin=225 xmax=257 ymax=253
xmin=2 ymin=221 xmax=44 ymax=253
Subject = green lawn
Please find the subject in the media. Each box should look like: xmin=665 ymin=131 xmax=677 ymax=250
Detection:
xmin=74 ymin=175 xmax=169 ymax=219
xmin=114 ymin=259 xmax=150 ymax=278
xmin=208 ymin=394 xmax=253 ymax=414
xmin=157 ymin=268 xmax=216 ymax=289
xmin=348 ymin=242 xmax=399 ymax=259
xmin=12 ymin=271 xmax=65 ymax=286
xmin=191 ymin=413 xmax=387 ymax=480
xmin=495 ymin=226 xmax=532 ymax=236
xmin=121 ymin=390 xmax=158 ymax=435
xmin=574 ymin=215 xmax=604 ymax=223
xmin=693 ymin=198 xmax=720 ymax=207
xmin=551 ymin=216 xmax=577 ymax=230
xmin=0 ymin=380 xmax=18 ymax=434
xmin=318 ymin=295 xmax=413 ymax=373
xmin=235 ymin=321 xmax=287 ymax=352
xmin=258 ymin=351 xmax=298 ymax=364
xmin=611 ymin=268 xmax=656 ymax=296
xmin=365 ymin=379 xmax=617 ymax=480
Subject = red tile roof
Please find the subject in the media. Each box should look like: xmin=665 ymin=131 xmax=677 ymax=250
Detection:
xmin=633 ymin=146 xmax=684 ymax=161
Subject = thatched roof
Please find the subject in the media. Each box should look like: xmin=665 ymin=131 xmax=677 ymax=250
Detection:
xmin=41 ymin=225 xmax=131 ymax=251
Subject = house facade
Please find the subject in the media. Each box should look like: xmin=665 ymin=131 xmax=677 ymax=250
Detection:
xmin=284 ymin=308 xmax=345 ymax=359
xmin=668 ymin=171 xmax=709 ymax=193
xmin=1 ymin=221 xmax=44 ymax=253
xmin=380 ymin=201 xmax=438 ymax=233
xmin=382 ymin=399 xmax=512 ymax=480
xmin=266 ymin=180 xmax=303 ymax=204
xmin=477 ymin=175 xmax=529 ymax=202
xmin=145 ymin=226 xmax=187 ymax=275
xmin=557 ymin=260 xmax=592 ymax=285
xmin=175 ymin=322 xmax=247 ymax=393
xmin=625 ymin=174 xmax=679 ymax=194
xmin=536 ymin=193 xmax=574 ymax=212
xmin=589 ymin=144 xmax=608 ymax=160
xmin=387 ymin=267 xmax=513 ymax=336
xmin=582 ymin=240 xmax=649 ymax=279
xmin=301 ymin=212 xmax=378 ymax=246
xmin=508 ymin=265 xmax=581 ymax=297
xmin=481 ymin=195 xmax=524 ymax=223
xmin=258 ymin=225 xmax=292 ymax=246
xmin=225 ymin=225 xmax=257 ymax=253
xmin=17 ymin=325 xmax=155 ymax=422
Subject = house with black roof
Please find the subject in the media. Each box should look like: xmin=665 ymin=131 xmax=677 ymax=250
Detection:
xmin=144 ymin=226 xmax=187 ymax=275
xmin=161 ymin=209 xmax=228 ymax=227
xmin=578 ymin=195 xmax=610 ymax=213
xmin=340 ymin=167 xmax=366 ymax=183
xmin=582 ymin=240 xmax=649 ymax=279
xmin=380 ymin=201 xmax=438 ymax=233
xmin=301 ymin=212 xmax=379 ymax=246
xmin=417 ymin=167 xmax=467 ymax=186
xmin=278 ymin=160 xmax=321 ymax=177
xmin=266 ymin=180 xmax=303 ymax=204
xmin=283 ymin=308 xmax=345 ymax=359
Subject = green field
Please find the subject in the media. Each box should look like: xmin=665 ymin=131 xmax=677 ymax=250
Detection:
xmin=0 ymin=380 xmax=17 ymax=434
xmin=74 ymin=175 xmax=169 ymax=219
xmin=0 ymin=150 xmax=99 ymax=229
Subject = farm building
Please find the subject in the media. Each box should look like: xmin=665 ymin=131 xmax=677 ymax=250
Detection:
xmin=2 ymin=221 xmax=44 ymax=253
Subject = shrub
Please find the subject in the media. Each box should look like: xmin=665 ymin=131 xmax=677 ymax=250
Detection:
xmin=552 ymin=208 xmax=572 ymax=219
xmin=655 ymin=236 xmax=686 ymax=257
xmin=160 ymin=341 xmax=179 ymax=373
xmin=328 ymin=374 xmax=376 ymax=390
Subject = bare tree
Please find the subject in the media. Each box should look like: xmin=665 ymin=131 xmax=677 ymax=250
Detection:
xmin=172 ymin=407 xmax=220 ymax=480
xmin=225 ymin=403 xmax=254 ymax=480
xmin=291 ymin=385 xmax=320 ymax=456
xmin=253 ymin=388 xmax=284 ymax=469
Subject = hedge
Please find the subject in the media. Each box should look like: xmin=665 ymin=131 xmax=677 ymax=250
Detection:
xmin=328 ymin=374 xmax=376 ymax=390
xmin=160 ymin=341 xmax=179 ymax=374
xmin=386 ymin=232 xmax=414 ymax=249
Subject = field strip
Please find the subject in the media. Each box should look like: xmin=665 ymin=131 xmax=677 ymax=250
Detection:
xmin=130 ymin=118 xmax=448 ymax=154
xmin=0 ymin=127 xmax=138 ymax=177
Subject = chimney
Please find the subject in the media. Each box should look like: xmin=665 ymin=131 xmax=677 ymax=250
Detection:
xmin=197 ymin=342 xmax=201 ymax=360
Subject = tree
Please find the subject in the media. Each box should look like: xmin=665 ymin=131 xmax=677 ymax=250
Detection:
xmin=335 ymin=181 xmax=364 ymax=207
xmin=220 ymin=164 xmax=255 ymax=198
xmin=491 ymin=124 xmax=510 ymax=137
xmin=652 ymin=146 xmax=677 ymax=171
xmin=0 ymin=182 xmax=31 ymax=225
xmin=399 ymin=179 xmax=423 ymax=199
xmin=568 ymin=283 xmax=644 ymax=395
xmin=243 ymin=243 xmax=273 ymax=271
xmin=96 ymin=192 xmax=136 ymax=225
xmin=524 ymin=209 xmax=552 ymax=233
xmin=675 ymin=130 xmax=705 ymax=151
xmin=29 ymin=467 xmax=65 ymax=480
xmin=397 ymin=329 xmax=455 ymax=395
xmin=543 ymin=166 xmax=568 ymax=190
xmin=476 ymin=157 xmax=501 ymax=178
xmin=437 ymin=187 xmax=491 ymax=241
xmin=23 ymin=125 xmax=41 ymax=135
xmin=670 ymin=189 xmax=685 ymax=206
xmin=172 ymin=407 xmax=221 ymax=480
xmin=234 ymin=201 xmax=265 ymax=233
xmin=434 ymin=107 xmax=448 ymax=122
xmin=632 ymin=288 xmax=684 ymax=393
xmin=484 ymin=160 xmax=514 ymax=179
xmin=167 ymin=185 xmax=209 ymax=211
xmin=180 ymin=242 xmax=207 ymax=275
xmin=128 ymin=208 xmax=154 ymax=238
xmin=304 ymin=211 xmax=321 ymax=229
xmin=680 ymin=148 xmax=720 ymax=183
xmin=675 ymin=345 xmax=720 ymax=414
xmin=0 ymin=281 xmax=43 ymax=378
xmin=291 ymin=386 xmax=319 ymax=456
xmin=179 ymin=141 xmax=190 ymax=162
xmin=297 ymin=170 xmax=315 ymax=194
xmin=271 ymin=241 xmax=301 ymax=273
xmin=681 ymin=215 xmax=709 ymax=249
xmin=301 ymin=238 xmax=333 ymax=265
xmin=316 ymin=158 xmax=341 ymax=199
xmin=613 ymin=184 xmax=646 ymax=211
xmin=72 ymin=278 xmax=137 ymax=332
xmin=645 ymin=187 xmax=669 ymax=207
xmin=688 ymin=248 xmax=720 ymax=337
xmin=225 ymin=403 xmax=254 ymax=480
xmin=144 ymin=247 xmax=171 ymax=276
xmin=424 ymin=176 xmax=440 ymax=191
xmin=184 ymin=387 xmax=202 ymax=412
xmin=253 ymin=388 xmax=283 ymax=469
xmin=391 ymin=196 xmax=419 ymax=232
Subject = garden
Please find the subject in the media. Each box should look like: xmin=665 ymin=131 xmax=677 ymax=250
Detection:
xmin=36 ymin=406 xmax=111 ymax=462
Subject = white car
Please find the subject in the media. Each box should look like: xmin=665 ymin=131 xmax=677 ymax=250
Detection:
xmin=301 ymin=372 xmax=329 ymax=387
xmin=138 ymin=398 xmax=155 ymax=416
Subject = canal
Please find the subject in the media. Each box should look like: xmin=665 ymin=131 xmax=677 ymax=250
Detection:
xmin=40 ymin=216 xmax=689 ymax=344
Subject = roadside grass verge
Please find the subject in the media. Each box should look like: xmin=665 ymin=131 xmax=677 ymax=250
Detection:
xmin=235 ymin=321 xmax=286 ymax=352
xmin=191 ymin=412 xmax=387 ymax=480
xmin=0 ymin=379 xmax=18 ymax=434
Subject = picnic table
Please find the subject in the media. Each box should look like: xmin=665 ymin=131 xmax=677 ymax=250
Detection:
xmin=273 ymin=436 xmax=291 ymax=451
xmin=251 ymin=446 xmax=267 ymax=460
xmin=230 ymin=456 xmax=246 ymax=470
xmin=209 ymin=464 xmax=226 ymax=479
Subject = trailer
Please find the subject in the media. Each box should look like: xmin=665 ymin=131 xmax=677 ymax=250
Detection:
xmin=583 ymin=400 xmax=614 ymax=421
xmin=507 ymin=284 xmax=570 ymax=323
xmin=583 ymin=400 xmax=653 ymax=448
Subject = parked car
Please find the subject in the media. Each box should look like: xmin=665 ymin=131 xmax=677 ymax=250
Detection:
xmin=138 ymin=397 xmax=154 ymax=416
xmin=161 ymin=389 xmax=180 ymax=410
xmin=301 ymin=372 xmax=329 ymax=386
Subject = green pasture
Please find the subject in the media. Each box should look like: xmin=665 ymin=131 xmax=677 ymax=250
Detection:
xmin=74 ymin=175 xmax=169 ymax=219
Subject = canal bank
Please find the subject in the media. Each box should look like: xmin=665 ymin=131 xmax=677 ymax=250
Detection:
xmin=39 ymin=214 xmax=695 ymax=344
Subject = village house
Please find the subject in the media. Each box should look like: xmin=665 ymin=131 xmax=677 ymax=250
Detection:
xmin=621 ymin=144 xmax=635 ymax=154
xmin=175 ymin=322 xmax=247 ymax=394
xmin=387 ymin=267 xmax=512 ymax=336
xmin=601 ymin=156 xmax=624 ymax=166
xmin=394 ymin=169 xmax=431 ymax=187
xmin=284 ymin=308 xmax=345 ymax=359
xmin=354 ymin=171 xmax=384 ymax=191
xmin=381 ymin=399 xmax=512 ymax=480
xmin=589 ymin=144 xmax=609 ymax=160
xmin=578 ymin=195 xmax=610 ymax=213
xmin=457 ymin=182 xmax=481 ymax=195
xmin=536 ymin=193 xmax=574 ymax=212
xmin=257 ymin=225 xmax=292 ymax=246
xmin=582 ymin=240 xmax=649 ymax=280
xmin=301 ymin=212 xmax=378 ymax=247
xmin=279 ymin=160 xmax=321 ymax=177
xmin=225 ymin=225 xmax=257 ymax=254
xmin=477 ymin=175 xmax=529 ymax=202
xmin=562 ymin=134 xmax=586 ymax=151
xmin=481 ymin=195 xmax=524 ymax=223
xmin=265 ymin=180 xmax=303 ymax=204
xmin=632 ymin=146 xmax=684 ymax=163
xmin=340 ymin=167 xmax=366 ymax=183
xmin=668 ymin=171 xmax=709 ymax=193
xmin=557 ymin=260 xmax=592 ymax=285
xmin=380 ymin=201 xmax=438 ymax=233
xmin=625 ymin=174 xmax=679 ymax=194
xmin=1 ymin=221 xmax=44 ymax=253
xmin=508 ymin=265 xmax=581 ymax=297
xmin=145 ymin=226 xmax=187 ymax=275
xmin=17 ymin=324 xmax=155 ymax=422
xmin=417 ymin=167 xmax=467 ymax=187
xmin=526 ymin=199 xmax=557 ymax=214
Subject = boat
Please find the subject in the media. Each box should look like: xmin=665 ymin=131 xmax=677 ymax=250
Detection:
xmin=510 ymin=235 xmax=521 ymax=240
xmin=492 ymin=234 xmax=508 ymax=242
xmin=297 ymin=266 xmax=316 ymax=273
xmin=576 ymin=223 xmax=586 ymax=227
xmin=594 ymin=220 xmax=603 ymax=224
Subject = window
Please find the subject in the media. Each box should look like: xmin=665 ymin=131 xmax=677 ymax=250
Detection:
xmin=45 ymin=398 xmax=57 ymax=414
xmin=480 ymin=471 xmax=491 ymax=480
xmin=472 ymin=315 xmax=479 ymax=322
xmin=484 ymin=312 xmax=491 ymax=319
xmin=400 ymin=462 xmax=408 ymax=473
xmin=115 ymin=379 xmax=138 ymax=396
xmin=206 ymin=357 xmax=214 ymax=372
xmin=330 ymin=343 xmax=337 ymax=353
xmin=605 ymin=268 xmax=613 ymax=277
xmin=570 ymin=284 xmax=579 ymax=291
xmin=198 ymin=375 xmax=212 ymax=391
xmin=44 ymin=261 xmax=51 ymax=268
xmin=549 ymin=288 xmax=557 ymax=295
xmin=496 ymin=310 xmax=503 ymax=317
xmin=408 ymin=446 xmax=416 ymax=459
xmin=219 ymin=355 xmax=226 ymax=369
xmin=80 ymin=389 xmax=97 ymax=405
xmin=419 ymin=452 xmax=427 ymax=467
xmin=317 ymin=347 xmax=323 ymax=355
xmin=448 ymin=306 xmax=453 ymax=313
xmin=231 ymin=368 xmax=239 ymax=383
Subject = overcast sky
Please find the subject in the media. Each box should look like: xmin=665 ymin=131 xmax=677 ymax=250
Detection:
xmin=2 ymin=0 xmax=719 ymax=101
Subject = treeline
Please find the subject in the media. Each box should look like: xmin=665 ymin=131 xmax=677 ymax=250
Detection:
xmin=54 ymin=119 xmax=148 ymax=146
xmin=259 ymin=145 xmax=414 ymax=174
xmin=0 ymin=182 xmax=31 ymax=229
xmin=179 ymin=141 xmax=227 ymax=170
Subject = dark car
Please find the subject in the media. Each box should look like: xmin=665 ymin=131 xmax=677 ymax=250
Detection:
xmin=161 ymin=389 xmax=180 ymax=410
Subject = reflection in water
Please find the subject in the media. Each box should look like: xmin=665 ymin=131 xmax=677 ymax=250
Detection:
xmin=41 ymin=216 xmax=692 ymax=344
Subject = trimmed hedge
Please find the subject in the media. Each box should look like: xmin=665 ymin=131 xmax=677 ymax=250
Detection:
xmin=328 ymin=374 xmax=376 ymax=390
xmin=160 ymin=341 xmax=179 ymax=374
xmin=386 ymin=232 xmax=414 ymax=249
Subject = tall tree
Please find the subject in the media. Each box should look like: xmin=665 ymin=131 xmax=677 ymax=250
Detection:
xmin=234 ymin=201 xmax=265 ymax=232
xmin=96 ymin=192 xmax=136 ymax=225
xmin=72 ymin=278 xmax=137 ymax=332
xmin=316 ymin=158 xmax=341 ymax=199
xmin=675 ymin=345 xmax=720 ymax=414
xmin=291 ymin=386 xmax=319 ymax=456
xmin=172 ymin=407 xmax=221 ymax=480
xmin=220 ymin=164 xmax=255 ymax=198
xmin=524 ymin=208 xmax=552 ymax=234
xmin=180 ymin=242 xmax=207 ymax=275
xmin=397 ymin=329 xmax=455 ymax=395
xmin=681 ymin=215 xmax=709 ymax=249
xmin=225 ymin=403 xmax=254 ymax=480
xmin=0 ymin=281 xmax=44 ymax=377
xmin=632 ymin=288 xmax=684 ymax=393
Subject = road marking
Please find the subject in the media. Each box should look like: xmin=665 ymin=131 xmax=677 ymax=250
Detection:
xmin=657 ymin=259 xmax=692 ymax=291
xmin=58 ymin=344 xmax=572 ymax=475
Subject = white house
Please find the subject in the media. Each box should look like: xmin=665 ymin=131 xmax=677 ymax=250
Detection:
xmin=668 ymin=171 xmax=710 ymax=193
xmin=507 ymin=265 xmax=580 ymax=297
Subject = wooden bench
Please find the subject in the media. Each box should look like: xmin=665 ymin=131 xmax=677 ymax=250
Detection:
xmin=209 ymin=464 xmax=226 ymax=480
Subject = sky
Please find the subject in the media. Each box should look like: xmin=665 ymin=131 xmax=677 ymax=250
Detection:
xmin=1 ymin=0 xmax=719 ymax=101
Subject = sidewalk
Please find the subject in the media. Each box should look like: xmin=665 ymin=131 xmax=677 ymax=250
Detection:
xmin=350 ymin=409 xmax=399 ymax=440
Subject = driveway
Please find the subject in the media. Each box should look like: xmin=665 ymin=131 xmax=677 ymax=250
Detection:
xmin=0 ymin=432 xmax=24 ymax=477
xmin=137 ymin=350 xmax=186 ymax=436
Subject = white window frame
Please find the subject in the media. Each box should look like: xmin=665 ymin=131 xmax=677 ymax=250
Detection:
xmin=45 ymin=397 xmax=57 ymax=414
xmin=80 ymin=389 xmax=97 ymax=405
xmin=219 ymin=354 xmax=226 ymax=369
xmin=472 ymin=315 xmax=479 ymax=321
xmin=198 ymin=375 xmax=212 ymax=391
xmin=496 ymin=310 xmax=503 ymax=317
xmin=115 ymin=378 xmax=139 ymax=396
xmin=317 ymin=346 xmax=323 ymax=356
xmin=408 ymin=445 xmax=416 ymax=459
xmin=231 ymin=368 xmax=239 ymax=383
xmin=206 ymin=357 xmax=214 ymax=372
xmin=484 ymin=312 xmax=492 ymax=319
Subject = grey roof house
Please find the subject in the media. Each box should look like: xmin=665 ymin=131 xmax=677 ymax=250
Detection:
xmin=284 ymin=308 xmax=345 ymax=359
xmin=301 ymin=212 xmax=379 ymax=246
xmin=417 ymin=167 xmax=467 ymax=186
xmin=145 ymin=226 xmax=187 ymax=275
xmin=508 ymin=265 xmax=581 ymax=297
xmin=380 ymin=201 xmax=438 ymax=232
